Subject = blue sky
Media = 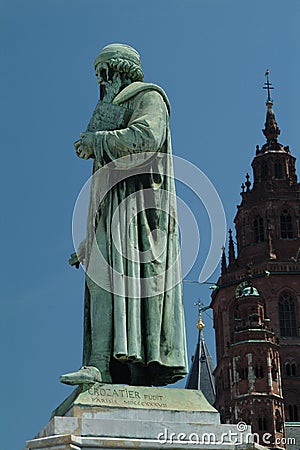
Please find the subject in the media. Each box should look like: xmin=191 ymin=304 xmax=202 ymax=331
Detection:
xmin=1 ymin=1 xmax=300 ymax=448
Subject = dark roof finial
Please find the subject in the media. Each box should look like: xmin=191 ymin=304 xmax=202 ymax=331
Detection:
xmin=245 ymin=173 xmax=251 ymax=191
xmin=228 ymin=229 xmax=236 ymax=265
xmin=221 ymin=246 xmax=227 ymax=276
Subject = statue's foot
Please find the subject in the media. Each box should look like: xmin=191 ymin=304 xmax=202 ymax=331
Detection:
xmin=129 ymin=363 xmax=151 ymax=386
xmin=89 ymin=356 xmax=113 ymax=383
xmin=60 ymin=366 xmax=102 ymax=385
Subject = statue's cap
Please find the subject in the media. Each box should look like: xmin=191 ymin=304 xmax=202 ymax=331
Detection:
xmin=94 ymin=43 xmax=142 ymax=68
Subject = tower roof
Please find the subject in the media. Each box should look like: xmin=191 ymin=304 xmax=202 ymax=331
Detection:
xmin=185 ymin=327 xmax=216 ymax=405
xmin=262 ymin=100 xmax=281 ymax=143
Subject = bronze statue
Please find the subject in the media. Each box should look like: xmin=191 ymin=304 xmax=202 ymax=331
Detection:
xmin=61 ymin=44 xmax=188 ymax=386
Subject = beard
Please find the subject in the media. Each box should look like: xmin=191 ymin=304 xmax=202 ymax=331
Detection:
xmin=99 ymin=73 xmax=131 ymax=103
xmin=99 ymin=80 xmax=121 ymax=103
xmin=100 ymin=83 xmax=107 ymax=101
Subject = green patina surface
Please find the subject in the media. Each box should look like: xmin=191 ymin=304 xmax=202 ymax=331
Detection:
xmin=52 ymin=384 xmax=217 ymax=417
xmin=65 ymin=43 xmax=188 ymax=387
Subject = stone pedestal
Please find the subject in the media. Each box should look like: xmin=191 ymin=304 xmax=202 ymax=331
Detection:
xmin=25 ymin=384 xmax=263 ymax=450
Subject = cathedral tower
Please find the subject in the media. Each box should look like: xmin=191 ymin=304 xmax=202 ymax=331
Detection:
xmin=211 ymin=72 xmax=300 ymax=448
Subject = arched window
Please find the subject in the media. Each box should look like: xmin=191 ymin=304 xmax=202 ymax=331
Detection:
xmin=242 ymin=410 xmax=251 ymax=425
xmin=288 ymin=405 xmax=299 ymax=422
xmin=261 ymin=162 xmax=268 ymax=181
xmin=275 ymin=161 xmax=283 ymax=179
xmin=255 ymin=365 xmax=264 ymax=378
xmin=239 ymin=367 xmax=248 ymax=380
xmin=271 ymin=359 xmax=278 ymax=380
xmin=275 ymin=410 xmax=283 ymax=432
xmin=258 ymin=417 xmax=267 ymax=431
xmin=285 ymin=360 xmax=297 ymax=376
xmin=278 ymin=292 xmax=298 ymax=337
xmin=253 ymin=217 xmax=264 ymax=243
xmin=280 ymin=210 xmax=293 ymax=239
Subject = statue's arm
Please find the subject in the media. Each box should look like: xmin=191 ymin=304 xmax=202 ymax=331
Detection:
xmin=94 ymin=90 xmax=167 ymax=163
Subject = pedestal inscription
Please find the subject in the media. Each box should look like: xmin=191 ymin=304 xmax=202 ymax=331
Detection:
xmin=52 ymin=383 xmax=217 ymax=417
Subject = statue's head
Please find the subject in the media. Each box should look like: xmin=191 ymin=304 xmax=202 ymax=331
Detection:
xmin=94 ymin=43 xmax=144 ymax=100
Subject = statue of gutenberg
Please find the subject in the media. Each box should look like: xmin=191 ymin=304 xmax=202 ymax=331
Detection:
xmin=61 ymin=43 xmax=188 ymax=387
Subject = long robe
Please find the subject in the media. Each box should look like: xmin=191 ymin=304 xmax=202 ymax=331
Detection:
xmin=82 ymin=82 xmax=188 ymax=386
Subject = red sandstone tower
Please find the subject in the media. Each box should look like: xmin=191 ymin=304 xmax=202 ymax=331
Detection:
xmin=211 ymin=72 xmax=300 ymax=448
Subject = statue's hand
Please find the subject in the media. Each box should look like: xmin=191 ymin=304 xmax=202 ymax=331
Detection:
xmin=74 ymin=132 xmax=95 ymax=160
xmin=74 ymin=139 xmax=81 ymax=151
xmin=69 ymin=252 xmax=80 ymax=269
xmin=69 ymin=240 xmax=86 ymax=269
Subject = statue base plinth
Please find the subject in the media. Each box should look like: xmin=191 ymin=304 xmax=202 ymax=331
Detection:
xmin=25 ymin=384 xmax=264 ymax=450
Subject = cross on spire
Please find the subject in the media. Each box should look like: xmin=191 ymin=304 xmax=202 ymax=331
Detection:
xmin=194 ymin=300 xmax=205 ymax=313
xmin=263 ymin=69 xmax=274 ymax=103
xmin=194 ymin=300 xmax=210 ymax=314
xmin=194 ymin=301 xmax=210 ymax=330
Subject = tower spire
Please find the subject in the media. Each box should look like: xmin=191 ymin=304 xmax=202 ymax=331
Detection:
xmin=262 ymin=70 xmax=281 ymax=148
xmin=185 ymin=302 xmax=216 ymax=404
xmin=228 ymin=229 xmax=236 ymax=265
xmin=221 ymin=246 xmax=227 ymax=276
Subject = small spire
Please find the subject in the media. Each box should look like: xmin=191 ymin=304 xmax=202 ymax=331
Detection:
xmin=228 ymin=229 xmax=236 ymax=265
xmin=221 ymin=246 xmax=227 ymax=275
xmin=245 ymin=173 xmax=251 ymax=191
xmin=262 ymin=70 xmax=281 ymax=146
xmin=185 ymin=305 xmax=216 ymax=403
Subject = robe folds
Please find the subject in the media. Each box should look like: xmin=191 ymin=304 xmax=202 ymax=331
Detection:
xmin=82 ymin=82 xmax=188 ymax=385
